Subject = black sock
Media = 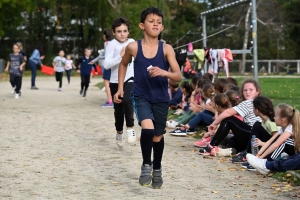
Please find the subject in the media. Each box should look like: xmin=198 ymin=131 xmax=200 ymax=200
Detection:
xmin=81 ymin=82 xmax=84 ymax=91
xmin=140 ymin=129 xmax=154 ymax=166
xmin=153 ymin=137 xmax=164 ymax=170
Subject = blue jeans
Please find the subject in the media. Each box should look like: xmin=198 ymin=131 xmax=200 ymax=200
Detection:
xmin=28 ymin=59 xmax=37 ymax=87
xmin=268 ymin=153 xmax=300 ymax=172
xmin=65 ymin=69 xmax=72 ymax=83
xmin=187 ymin=110 xmax=214 ymax=129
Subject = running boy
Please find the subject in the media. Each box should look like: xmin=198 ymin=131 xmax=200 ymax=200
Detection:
xmin=76 ymin=48 xmax=95 ymax=97
xmin=104 ymin=18 xmax=136 ymax=147
xmin=114 ymin=7 xmax=182 ymax=189
xmin=5 ymin=43 xmax=26 ymax=98
xmin=53 ymin=50 xmax=66 ymax=91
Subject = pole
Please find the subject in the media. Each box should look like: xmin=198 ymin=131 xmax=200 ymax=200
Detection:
xmin=251 ymin=0 xmax=258 ymax=81
xmin=202 ymin=14 xmax=207 ymax=73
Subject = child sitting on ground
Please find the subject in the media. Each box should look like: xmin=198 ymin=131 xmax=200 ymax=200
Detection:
xmin=170 ymin=83 xmax=215 ymax=136
xmin=168 ymin=80 xmax=182 ymax=109
xmin=194 ymin=90 xmax=240 ymax=148
xmin=174 ymin=81 xmax=193 ymax=115
xmin=238 ymin=96 xmax=279 ymax=170
xmin=247 ymin=105 xmax=300 ymax=175
xmin=166 ymin=79 xmax=210 ymax=128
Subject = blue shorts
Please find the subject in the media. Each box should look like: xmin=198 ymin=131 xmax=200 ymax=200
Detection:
xmin=131 ymin=94 xmax=168 ymax=136
xmin=102 ymin=68 xmax=111 ymax=80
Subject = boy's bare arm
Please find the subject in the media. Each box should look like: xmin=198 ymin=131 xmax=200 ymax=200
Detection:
xmin=164 ymin=44 xmax=182 ymax=81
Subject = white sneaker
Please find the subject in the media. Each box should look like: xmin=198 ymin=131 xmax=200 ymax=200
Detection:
xmin=15 ymin=93 xmax=19 ymax=99
xmin=11 ymin=86 xmax=16 ymax=94
xmin=246 ymin=154 xmax=270 ymax=175
xmin=101 ymin=87 xmax=106 ymax=91
xmin=58 ymin=87 xmax=62 ymax=91
xmin=127 ymin=129 xmax=136 ymax=143
xmin=167 ymin=121 xmax=178 ymax=128
xmin=116 ymin=133 xmax=124 ymax=148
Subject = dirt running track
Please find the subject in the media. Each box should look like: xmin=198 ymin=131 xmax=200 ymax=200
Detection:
xmin=0 ymin=76 xmax=296 ymax=199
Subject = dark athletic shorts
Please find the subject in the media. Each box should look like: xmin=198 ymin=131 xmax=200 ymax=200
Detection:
xmin=131 ymin=94 xmax=168 ymax=136
xmin=102 ymin=68 xmax=111 ymax=80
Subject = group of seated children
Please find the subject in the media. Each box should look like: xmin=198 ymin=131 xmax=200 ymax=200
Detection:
xmin=167 ymin=74 xmax=300 ymax=175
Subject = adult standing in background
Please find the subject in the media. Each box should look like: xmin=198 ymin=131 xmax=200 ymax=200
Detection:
xmin=28 ymin=44 xmax=45 ymax=90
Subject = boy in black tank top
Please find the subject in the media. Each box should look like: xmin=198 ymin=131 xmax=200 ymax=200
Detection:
xmin=114 ymin=7 xmax=182 ymax=189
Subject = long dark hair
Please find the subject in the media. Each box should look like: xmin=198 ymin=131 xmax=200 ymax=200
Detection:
xmin=253 ymin=96 xmax=275 ymax=121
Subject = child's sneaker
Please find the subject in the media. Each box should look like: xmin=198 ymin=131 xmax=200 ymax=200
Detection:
xmin=210 ymin=146 xmax=236 ymax=157
xmin=152 ymin=169 xmax=163 ymax=189
xmin=232 ymin=150 xmax=247 ymax=163
xmin=79 ymin=90 xmax=83 ymax=96
xmin=127 ymin=129 xmax=136 ymax=143
xmin=139 ymin=164 xmax=152 ymax=186
xmin=116 ymin=133 xmax=124 ymax=148
xmin=170 ymin=128 xmax=187 ymax=136
xmin=246 ymin=154 xmax=269 ymax=175
xmin=101 ymin=102 xmax=114 ymax=108
xmin=166 ymin=120 xmax=178 ymax=129
xmin=15 ymin=93 xmax=20 ymax=99
xmin=198 ymin=145 xmax=213 ymax=156
xmin=11 ymin=86 xmax=16 ymax=94
xmin=58 ymin=87 xmax=62 ymax=91
xmin=83 ymin=91 xmax=87 ymax=97
xmin=194 ymin=137 xmax=211 ymax=148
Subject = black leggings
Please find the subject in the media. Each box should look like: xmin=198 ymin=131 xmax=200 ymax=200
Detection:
xmin=110 ymin=78 xmax=134 ymax=132
xmin=246 ymin=122 xmax=272 ymax=153
xmin=10 ymin=74 xmax=22 ymax=94
xmin=80 ymin=74 xmax=90 ymax=92
xmin=263 ymin=135 xmax=295 ymax=161
xmin=55 ymin=72 xmax=63 ymax=88
xmin=210 ymin=116 xmax=252 ymax=152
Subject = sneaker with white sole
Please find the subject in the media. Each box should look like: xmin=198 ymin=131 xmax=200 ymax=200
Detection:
xmin=246 ymin=154 xmax=270 ymax=175
xmin=101 ymin=102 xmax=114 ymax=108
xmin=116 ymin=133 xmax=124 ymax=148
xmin=241 ymin=162 xmax=257 ymax=171
xmin=169 ymin=129 xmax=187 ymax=136
xmin=11 ymin=86 xmax=16 ymax=94
xmin=15 ymin=93 xmax=20 ymax=99
xmin=194 ymin=137 xmax=211 ymax=148
xmin=139 ymin=164 xmax=152 ymax=186
xmin=210 ymin=146 xmax=236 ymax=157
xmin=127 ymin=129 xmax=136 ymax=143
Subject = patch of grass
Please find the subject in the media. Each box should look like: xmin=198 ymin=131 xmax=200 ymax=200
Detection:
xmin=272 ymin=171 xmax=300 ymax=186
xmin=95 ymin=81 xmax=104 ymax=89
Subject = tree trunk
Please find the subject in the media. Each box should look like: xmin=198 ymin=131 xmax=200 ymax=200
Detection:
xmin=241 ymin=6 xmax=251 ymax=74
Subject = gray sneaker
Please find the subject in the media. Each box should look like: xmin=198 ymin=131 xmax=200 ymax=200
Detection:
xmin=139 ymin=164 xmax=152 ymax=186
xmin=152 ymin=169 xmax=163 ymax=189
xmin=116 ymin=133 xmax=124 ymax=148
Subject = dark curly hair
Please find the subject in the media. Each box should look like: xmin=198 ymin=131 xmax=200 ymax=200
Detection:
xmin=112 ymin=17 xmax=130 ymax=32
xmin=253 ymin=96 xmax=275 ymax=122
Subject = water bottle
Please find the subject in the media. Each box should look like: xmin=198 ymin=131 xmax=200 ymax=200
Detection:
xmin=251 ymin=135 xmax=259 ymax=155
xmin=188 ymin=43 xmax=193 ymax=52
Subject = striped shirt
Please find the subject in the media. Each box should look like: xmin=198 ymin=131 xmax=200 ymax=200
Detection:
xmin=233 ymin=100 xmax=261 ymax=126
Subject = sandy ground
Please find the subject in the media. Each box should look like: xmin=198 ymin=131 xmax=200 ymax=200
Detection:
xmin=0 ymin=76 xmax=296 ymax=199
